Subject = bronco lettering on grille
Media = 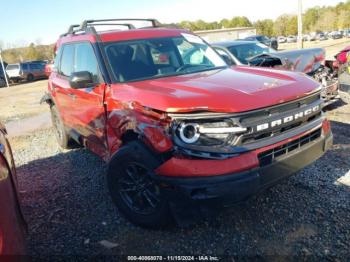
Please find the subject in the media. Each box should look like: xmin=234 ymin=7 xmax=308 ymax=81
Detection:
xmin=256 ymin=105 xmax=320 ymax=132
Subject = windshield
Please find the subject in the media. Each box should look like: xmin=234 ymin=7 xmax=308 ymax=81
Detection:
xmin=6 ymin=64 xmax=19 ymax=70
xmin=228 ymin=43 xmax=275 ymax=64
xmin=104 ymin=35 xmax=227 ymax=82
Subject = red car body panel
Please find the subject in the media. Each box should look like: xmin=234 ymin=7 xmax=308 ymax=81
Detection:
xmin=96 ymin=65 xmax=320 ymax=159
xmin=44 ymin=63 xmax=54 ymax=78
xmin=99 ymin=28 xmax=188 ymax=43
xmin=0 ymin=125 xmax=26 ymax=255
xmin=104 ymin=67 xmax=319 ymax=114
xmin=336 ymin=45 xmax=350 ymax=64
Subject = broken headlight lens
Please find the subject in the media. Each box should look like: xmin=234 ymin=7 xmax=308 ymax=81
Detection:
xmin=175 ymin=120 xmax=247 ymax=147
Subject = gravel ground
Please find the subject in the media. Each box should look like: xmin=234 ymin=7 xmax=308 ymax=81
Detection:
xmin=8 ymin=100 xmax=350 ymax=260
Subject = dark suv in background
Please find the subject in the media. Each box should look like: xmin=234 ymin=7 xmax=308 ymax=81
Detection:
xmin=0 ymin=61 xmax=8 ymax=87
xmin=6 ymin=61 xmax=47 ymax=83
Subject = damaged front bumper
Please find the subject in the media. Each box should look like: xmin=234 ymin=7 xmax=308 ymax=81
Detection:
xmin=154 ymin=129 xmax=333 ymax=207
xmin=321 ymin=80 xmax=340 ymax=107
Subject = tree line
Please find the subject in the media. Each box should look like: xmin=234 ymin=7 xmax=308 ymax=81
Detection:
xmin=1 ymin=43 xmax=54 ymax=64
xmin=177 ymin=1 xmax=350 ymax=37
xmin=1 ymin=1 xmax=349 ymax=63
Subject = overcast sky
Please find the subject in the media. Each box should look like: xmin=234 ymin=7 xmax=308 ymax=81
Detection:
xmin=0 ymin=0 xmax=344 ymax=47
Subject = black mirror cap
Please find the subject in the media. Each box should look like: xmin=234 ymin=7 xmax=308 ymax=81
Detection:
xmin=69 ymin=71 xmax=94 ymax=89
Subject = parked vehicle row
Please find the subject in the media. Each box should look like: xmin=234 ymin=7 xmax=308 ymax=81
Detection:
xmin=5 ymin=61 xmax=48 ymax=83
xmin=277 ymin=31 xmax=350 ymax=44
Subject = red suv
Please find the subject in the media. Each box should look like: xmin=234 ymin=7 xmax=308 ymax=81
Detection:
xmin=0 ymin=122 xmax=26 ymax=254
xmin=43 ymin=19 xmax=333 ymax=228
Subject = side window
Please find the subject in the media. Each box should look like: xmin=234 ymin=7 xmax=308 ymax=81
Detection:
xmin=53 ymin=47 xmax=63 ymax=72
xmin=74 ymin=43 xmax=101 ymax=83
xmin=176 ymin=40 xmax=212 ymax=66
xmin=30 ymin=64 xmax=39 ymax=70
xmin=60 ymin=44 xmax=75 ymax=77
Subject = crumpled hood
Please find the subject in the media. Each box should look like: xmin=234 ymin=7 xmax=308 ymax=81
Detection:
xmin=110 ymin=66 xmax=320 ymax=113
xmin=250 ymin=48 xmax=325 ymax=74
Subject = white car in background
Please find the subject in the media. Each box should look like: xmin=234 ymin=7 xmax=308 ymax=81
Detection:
xmin=287 ymin=35 xmax=297 ymax=43
xmin=277 ymin=36 xmax=287 ymax=43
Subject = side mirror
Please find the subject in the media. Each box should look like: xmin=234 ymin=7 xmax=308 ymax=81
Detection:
xmin=220 ymin=54 xmax=234 ymax=66
xmin=69 ymin=71 xmax=94 ymax=89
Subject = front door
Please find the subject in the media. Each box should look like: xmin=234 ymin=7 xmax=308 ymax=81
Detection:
xmin=54 ymin=42 xmax=107 ymax=158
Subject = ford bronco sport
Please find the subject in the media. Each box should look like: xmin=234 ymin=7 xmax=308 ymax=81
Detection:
xmin=43 ymin=19 xmax=333 ymax=228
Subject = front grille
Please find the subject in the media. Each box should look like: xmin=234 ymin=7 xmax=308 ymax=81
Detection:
xmin=240 ymin=112 xmax=321 ymax=144
xmin=258 ymin=128 xmax=322 ymax=167
xmin=235 ymin=92 xmax=323 ymax=146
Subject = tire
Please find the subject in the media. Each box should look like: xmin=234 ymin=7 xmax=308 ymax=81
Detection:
xmin=0 ymin=78 xmax=5 ymax=88
xmin=107 ymin=141 xmax=172 ymax=228
xmin=50 ymin=104 xmax=71 ymax=149
xmin=27 ymin=74 xmax=34 ymax=82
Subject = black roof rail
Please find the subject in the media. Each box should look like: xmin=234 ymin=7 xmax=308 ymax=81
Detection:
xmin=83 ymin=23 xmax=136 ymax=30
xmin=59 ymin=19 xmax=175 ymax=39
xmin=60 ymin=24 xmax=80 ymax=37
xmin=79 ymin=18 xmax=161 ymax=31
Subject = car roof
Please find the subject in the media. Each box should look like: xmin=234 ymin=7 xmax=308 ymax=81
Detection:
xmin=58 ymin=28 xmax=189 ymax=45
xmin=212 ymin=40 xmax=258 ymax=47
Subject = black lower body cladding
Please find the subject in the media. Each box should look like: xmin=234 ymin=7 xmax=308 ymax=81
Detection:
xmin=155 ymin=131 xmax=333 ymax=206
xmin=107 ymin=129 xmax=332 ymax=227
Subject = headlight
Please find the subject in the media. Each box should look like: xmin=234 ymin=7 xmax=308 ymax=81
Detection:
xmin=175 ymin=120 xmax=247 ymax=146
xmin=179 ymin=123 xmax=200 ymax=144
